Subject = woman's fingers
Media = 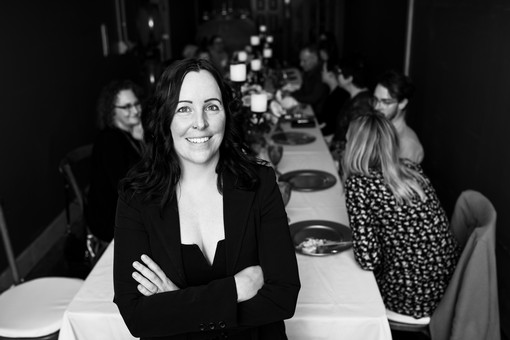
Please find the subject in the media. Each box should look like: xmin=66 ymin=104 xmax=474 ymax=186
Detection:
xmin=141 ymin=254 xmax=166 ymax=281
xmin=132 ymin=255 xmax=179 ymax=294
xmin=133 ymin=260 xmax=161 ymax=286
xmin=137 ymin=283 xmax=155 ymax=296
xmin=132 ymin=271 xmax=158 ymax=295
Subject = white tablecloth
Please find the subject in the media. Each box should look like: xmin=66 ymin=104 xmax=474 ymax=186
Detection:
xmin=59 ymin=115 xmax=392 ymax=340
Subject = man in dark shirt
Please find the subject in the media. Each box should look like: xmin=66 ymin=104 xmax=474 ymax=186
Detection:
xmin=286 ymin=45 xmax=329 ymax=115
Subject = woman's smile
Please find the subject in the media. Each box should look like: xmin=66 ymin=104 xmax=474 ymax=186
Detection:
xmin=186 ymin=136 xmax=211 ymax=144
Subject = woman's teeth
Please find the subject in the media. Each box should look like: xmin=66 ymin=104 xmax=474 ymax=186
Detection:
xmin=187 ymin=137 xmax=210 ymax=144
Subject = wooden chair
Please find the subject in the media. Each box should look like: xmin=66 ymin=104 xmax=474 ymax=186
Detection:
xmin=58 ymin=144 xmax=106 ymax=266
xmin=387 ymin=190 xmax=499 ymax=340
xmin=0 ymin=203 xmax=84 ymax=340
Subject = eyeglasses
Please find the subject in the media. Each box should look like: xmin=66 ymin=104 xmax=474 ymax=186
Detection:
xmin=115 ymin=102 xmax=141 ymax=111
xmin=371 ymin=97 xmax=398 ymax=106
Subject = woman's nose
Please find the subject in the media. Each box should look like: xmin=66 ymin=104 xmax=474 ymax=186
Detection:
xmin=194 ymin=111 xmax=208 ymax=130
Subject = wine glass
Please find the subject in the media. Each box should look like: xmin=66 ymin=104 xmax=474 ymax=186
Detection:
xmin=267 ymin=143 xmax=283 ymax=173
xmin=278 ymin=181 xmax=292 ymax=206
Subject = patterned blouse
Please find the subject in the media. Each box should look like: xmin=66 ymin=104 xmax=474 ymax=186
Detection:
xmin=344 ymin=163 xmax=460 ymax=318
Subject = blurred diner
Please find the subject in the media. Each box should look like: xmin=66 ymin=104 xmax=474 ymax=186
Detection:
xmin=86 ymin=80 xmax=145 ymax=243
xmin=282 ymin=44 xmax=329 ymax=115
xmin=373 ymin=70 xmax=424 ymax=164
xmin=342 ymin=109 xmax=460 ymax=320
xmin=319 ymin=60 xmax=349 ymax=137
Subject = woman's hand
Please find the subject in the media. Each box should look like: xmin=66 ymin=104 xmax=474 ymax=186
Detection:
xmin=132 ymin=254 xmax=179 ymax=296
xmin=234 ymin=265 xmax=264 ymax=302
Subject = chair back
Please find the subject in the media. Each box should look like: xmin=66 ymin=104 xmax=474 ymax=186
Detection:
xmin=449 ymin=189 xmax=497 ymax=249
xmin=0 ymin=204 xmax=20 ymax=284
xmin=430 ymin=190 xmax=500 ymax=340
xmin=58 ymin=144 xmax=93 ymax=216
xmin=58 ymin=144 xmax=106 ymax=266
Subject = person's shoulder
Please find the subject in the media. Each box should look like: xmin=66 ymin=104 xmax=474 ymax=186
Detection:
xmin=95 ymin=127 xmax=126 ymax=143
xmin=253 ymin=162 xmax=275 ymax=178
xmin=118 ymin=189 xmax=159 ymax=210
xmin=346 ymin=169 xmax=381 ymax=187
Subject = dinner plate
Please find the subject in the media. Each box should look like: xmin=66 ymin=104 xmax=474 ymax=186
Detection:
xmin=279 ymin=170 xmax=337 ymax=191
xmin=271 ymin=131 xmax=316 ymax=145
xmin=290 ymin=220 xmax=353 ymax=256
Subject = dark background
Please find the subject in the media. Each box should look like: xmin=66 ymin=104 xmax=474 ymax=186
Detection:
xmin=0 ymin=0 xmax=508 ymax=338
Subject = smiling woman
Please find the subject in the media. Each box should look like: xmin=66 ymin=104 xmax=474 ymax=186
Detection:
xmin=171 ymin=71 xmax=226 ymax=170
xmin=114 ymin=58 xmax=300 ymax=340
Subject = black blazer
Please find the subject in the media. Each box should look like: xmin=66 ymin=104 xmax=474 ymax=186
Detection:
xmin=113 ymin=165 xmax=300 ymax=340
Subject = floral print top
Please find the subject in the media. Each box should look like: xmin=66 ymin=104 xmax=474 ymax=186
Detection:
xmin=344 ymin=163 xmax=460 ymax=318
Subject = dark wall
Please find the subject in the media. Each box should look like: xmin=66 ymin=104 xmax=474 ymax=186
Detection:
xmin=0 ymin=1 xmax=107 ymax=271
xmin=342 ymin=0 xmax=409 ymax=87
xmin=411 ymin=1 xmax=510 ymax=337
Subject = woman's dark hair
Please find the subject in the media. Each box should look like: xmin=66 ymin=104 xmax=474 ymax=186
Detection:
xmin=120 ymin=58 xmax=260 ymax=208
xmin=376 ymin=70 xmax=415 ymax=102
xmin=96 ymin=79 xmax=144 ymax=129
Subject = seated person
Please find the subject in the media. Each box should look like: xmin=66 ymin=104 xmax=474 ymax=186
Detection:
xmin=333 ymin=57 xmax=372 ymax=143
xmin=284 ymin=44 xmax=329 ymax=115
xmin=86 ymin=80 xmax=144 ymax=242
xmin=328 ymin=58 xmax=372 ymax=170
xmin=373 ymin=70 xmax=424 ymax=164
xmin=318 ymin=31 xmax=340 ymax=64
xmin=319 ymin=60 xmax=349 ymax=136
xmin=207 ymin=35 xmax=229 ymax=75
xmin=342 ymin=109 xmax=460 ymax=319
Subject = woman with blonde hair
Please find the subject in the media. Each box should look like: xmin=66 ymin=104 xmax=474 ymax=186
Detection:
xmin=343 ymin=109 xmax=459 ymax=320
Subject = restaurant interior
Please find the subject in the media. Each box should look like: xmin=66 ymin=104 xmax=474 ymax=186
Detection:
xmin=0 ymin=0 xmax=508 ymax=339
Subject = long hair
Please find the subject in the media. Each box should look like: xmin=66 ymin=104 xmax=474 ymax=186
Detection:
xmin=96 ymin=79 xmax=144 ymax=129
xmin=342 ymin=110 xmax=426 ymax=205
xmin=120 ymin=58 xmax=259 ymax=208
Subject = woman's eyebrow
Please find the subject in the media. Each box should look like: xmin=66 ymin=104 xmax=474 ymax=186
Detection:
xmin=205 ymin=98 xmax=221 ymax=103
xmin=177 ymin=100 xmax=192 ymax=104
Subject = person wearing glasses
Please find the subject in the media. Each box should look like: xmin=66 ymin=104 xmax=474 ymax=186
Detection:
xmin=87 ymin=79 xmax=144 ymax=242
xmin=373 ymin=70 xmax=424 ymax=164
xmin=343 ymin=109 xmax=459 ymax=321
xmin=113 ymin=59 xmax=300 ymax=340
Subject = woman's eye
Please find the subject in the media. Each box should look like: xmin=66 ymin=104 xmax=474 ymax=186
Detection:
xmin=176 ymin=106 xmax=192 ymax=114
xmin=206 ymin=104 xmax=220 ymax=111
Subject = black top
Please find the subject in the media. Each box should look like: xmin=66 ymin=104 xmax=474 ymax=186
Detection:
xmin=182 ymin=240 xmax=227 ymax=286
xmin=181 ymin=241 xmax=283 ymax=339
xmin=319 ymin=86 xmax=350 ymax=136
xmin=86 ymin=127 xmax=142 ymax=242
xmin=333 ymin=90 xmax=373 ymax=142
xmin=114 ymin=165 xmax=299 ymax=340
xmin=291 ymin=65 xmax=329 ymax=115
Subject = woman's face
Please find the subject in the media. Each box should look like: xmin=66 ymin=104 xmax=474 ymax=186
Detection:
xmin=171 ymin=70 xmax=226 ymax=168
xmin=113 ymin=89 xmax=141 ymax=130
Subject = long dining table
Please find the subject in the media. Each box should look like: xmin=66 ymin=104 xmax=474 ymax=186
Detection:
xmin=58 ymin=107 xmax=392 ymax=340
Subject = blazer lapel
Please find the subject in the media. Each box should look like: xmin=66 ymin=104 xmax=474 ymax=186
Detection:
xmin=222 ymin=171 xmax=255 ymax=274
xmin=150 ymin=197 xmax=187 ymax=287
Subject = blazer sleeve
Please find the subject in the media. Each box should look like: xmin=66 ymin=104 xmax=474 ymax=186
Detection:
xmin=113 ymin=196 xmax=239 ymax=338
xmin=236 ymin=167 xmax=301 ymax=326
